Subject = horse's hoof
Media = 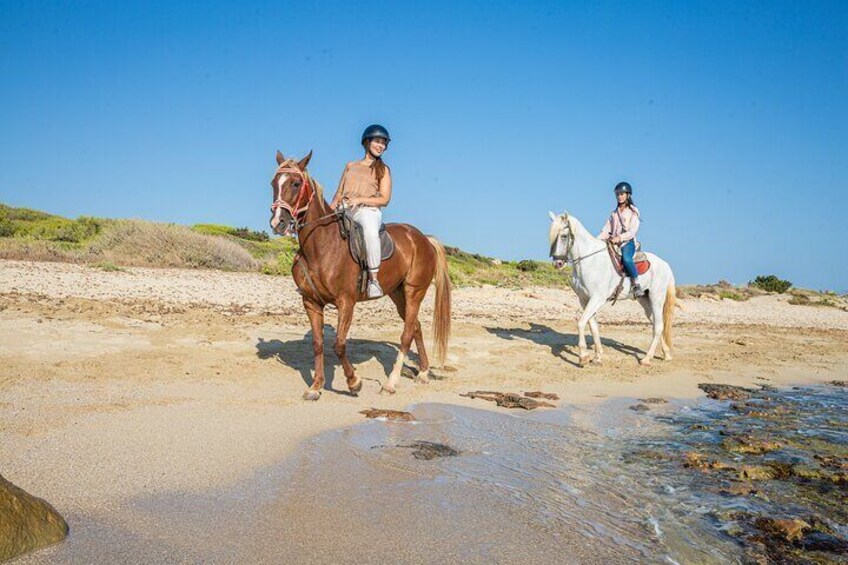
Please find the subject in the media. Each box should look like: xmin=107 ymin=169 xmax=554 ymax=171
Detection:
xmin=578 ymin=356 xmax=591 ymax=367
xmin=414 ymin=375 xmax=430 ymax=385
xmin=348 ymin=378 xmax=362 ymax=394
xmin=590 ymin=358 xmax=603 ymax=365
xmin=302 ymin=390 xmax=322 ymax=401
xmin=379 ymin=385 xmax=396 ymax=395
xmin=639 ymin=358 xmax=652 ymax=367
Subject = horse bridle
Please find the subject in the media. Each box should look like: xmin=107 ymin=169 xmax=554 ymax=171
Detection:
xmin=271 ymin=162 xmax=315 ymax=231
xmin=551 ymin=219 xmax=607 ymax=265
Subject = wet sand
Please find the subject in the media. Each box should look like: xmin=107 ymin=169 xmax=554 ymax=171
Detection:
xmin=1 ymin=259 xmax=847 ymax=562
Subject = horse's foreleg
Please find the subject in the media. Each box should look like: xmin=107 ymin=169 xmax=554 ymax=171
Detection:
xmin=383 ymin=288 xmax=425 ymax=394
xmin=578 ymin=297 xmax=606 ymax=367
xmin=334 ymin=300 xmax=361 ymax=394
xmin=588 ymin=316 xmax=603 ymax=364
xmin=303 ymin=300 xmax=325 ymax=401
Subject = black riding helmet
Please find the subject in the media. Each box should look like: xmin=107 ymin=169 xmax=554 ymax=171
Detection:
xmin=361 ymin=124 xmax=391 ymax=145
xmin=614 ymin=181 xmax=632 ymax=194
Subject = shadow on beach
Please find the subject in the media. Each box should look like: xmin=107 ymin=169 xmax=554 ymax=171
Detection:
xmin=484 ymin=322 xmax=644 ymax=366
xmin=255 ymin=326 xmax=408 ymax=395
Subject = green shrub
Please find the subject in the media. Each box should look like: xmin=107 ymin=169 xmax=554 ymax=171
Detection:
xmin=517 ymin=259 xmax=539 ymax=272
xmin=0 ymin=219 xmax=15 ymax=237
xmin=749 ymin=275 xmax=792 ymax=294
xmin=231 ymin=227 xmax=270 ymax=242
xmin=53 ymin=216 xmax=101 ymax=242
xmin=718 ymin=290 xmax=747 ymax=301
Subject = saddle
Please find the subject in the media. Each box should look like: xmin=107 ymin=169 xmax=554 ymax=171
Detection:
xmin=339 ymin=211 xmax=395 ymax=295
xmin=607 ymin=241 xmax=651 ymax=303
xmin=608 ymin=241 xmax=651 ymax=276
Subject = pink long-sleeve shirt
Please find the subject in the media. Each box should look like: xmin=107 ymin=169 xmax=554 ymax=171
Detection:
xmin=598 ymin=206 xmax=640 ymax=243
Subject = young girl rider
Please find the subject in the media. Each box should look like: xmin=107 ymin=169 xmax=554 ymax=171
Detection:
xmin=598 ymin=181 xmax=645 ymax=297
xmin=329 ymin=124 xmax=393 ymax=298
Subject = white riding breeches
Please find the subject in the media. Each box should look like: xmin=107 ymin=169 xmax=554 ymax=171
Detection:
xmin=350 ymin=206 xmax=382 ymax=270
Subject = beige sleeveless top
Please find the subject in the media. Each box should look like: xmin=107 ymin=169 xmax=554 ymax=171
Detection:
xmin=340 ymin=162 xmax=380 ymax=200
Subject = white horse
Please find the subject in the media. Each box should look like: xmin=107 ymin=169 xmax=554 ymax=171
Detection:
xmin=548 ymin=211 xmax=676 ymax=366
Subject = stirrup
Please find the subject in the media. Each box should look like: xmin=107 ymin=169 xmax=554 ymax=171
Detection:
xmin=367 ymin=280 xmax=383 ymax=298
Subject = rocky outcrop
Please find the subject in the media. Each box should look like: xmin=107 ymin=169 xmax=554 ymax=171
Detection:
xmin=0 ymin=474 xmax=68 ymax=561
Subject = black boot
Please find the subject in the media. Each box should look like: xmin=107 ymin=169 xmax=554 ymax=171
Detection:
xmin=632 ymin=278 xmax=646 ymax=298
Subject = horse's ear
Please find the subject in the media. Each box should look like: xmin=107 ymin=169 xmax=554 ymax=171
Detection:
xmin=297 ymin=150 xmax=313 ymax=170
xmin=275 ymin=150 xmax=285 ymax=165
xmin=548 ymin=211 xmax=557 ymax=222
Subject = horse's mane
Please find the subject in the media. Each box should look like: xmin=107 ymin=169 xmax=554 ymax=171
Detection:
xmin=548 ymin=213 xmax=597 ymax=245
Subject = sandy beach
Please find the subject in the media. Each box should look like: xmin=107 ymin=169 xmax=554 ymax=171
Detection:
xmin=2 ymin=259 xmax=847 ymax=561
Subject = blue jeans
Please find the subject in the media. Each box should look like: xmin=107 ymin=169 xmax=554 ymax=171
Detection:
xmin=621 ymin=240 xmax=638 ymax=279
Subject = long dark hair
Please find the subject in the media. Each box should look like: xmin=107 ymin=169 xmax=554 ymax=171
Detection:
xmin=363 ymin=140 xmax=389 ymax=184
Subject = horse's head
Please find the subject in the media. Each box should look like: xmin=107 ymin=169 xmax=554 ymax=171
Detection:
xmin=548 ymin=211 xmax=572 ymax=270
xmin=270 ymin=150 xmax=313 ymax=236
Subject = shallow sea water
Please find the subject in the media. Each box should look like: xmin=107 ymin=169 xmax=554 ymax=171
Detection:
xmin=18 ymin=386 xmax=846 ymax=564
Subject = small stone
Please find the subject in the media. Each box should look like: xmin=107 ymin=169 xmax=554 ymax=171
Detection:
xmin=754 ymin=517 xmax=810 ymax=543
xmin=360 ymin=408 xmax=415 ymax=422
xmin=739 ymin=465 xmax=778 ymax=481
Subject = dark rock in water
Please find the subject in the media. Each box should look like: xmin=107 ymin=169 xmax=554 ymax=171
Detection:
xmin=827 ymin=380 xmax=846 ymax=387
xmin=799 ymin=531 xmax=848 ymax=553
xmin=629 ymin=404 xmax=650 ymax=412
xmin=360 ymin=408 xmax=415 ymax=422
xmin=753 ymin=517 xmax=810 ymax=543
xmin=460 ymin=391 xmax=555 ymax=410
xmin=638 ymin=397 xmax=668 ymax=404
xmin=397 ymin=441 xmax=460 ymax=460
xmin=0 ymin=474 xmax=69 ymax=561
xmin=718 ymin=481 xmax=758 ymax=497
xmin=698 ymin=383 xmax=754 ymax=401
xmin=721 ymin=435 xmax=782 ymax=455
xmin=683 ymin=452 xmax=734 ymax=472
xmin=523 ymin=391 xmax=560 ymax=400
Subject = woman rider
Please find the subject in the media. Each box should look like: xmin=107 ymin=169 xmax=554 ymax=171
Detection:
xmin=598 ymin=181 xmax=645 ymax=297
xmin=329 ymin=124 xmax=393 ymax=298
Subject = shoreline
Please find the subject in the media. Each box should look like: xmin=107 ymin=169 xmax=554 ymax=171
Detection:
xmin=2 ymin=258 xmax=847 ymax=560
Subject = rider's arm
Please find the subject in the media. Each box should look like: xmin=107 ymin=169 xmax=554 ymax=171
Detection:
xmin=355 ymin=166 xmax=392 ymax=208
xmin=329 ymin=163 xmax=350 ymax=210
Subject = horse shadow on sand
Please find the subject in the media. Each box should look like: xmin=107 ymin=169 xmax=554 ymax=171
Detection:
xmin=484 ymin=322 xmax=644 ymax=367
xmin=255 ymin=326 xmax=418 ymax=396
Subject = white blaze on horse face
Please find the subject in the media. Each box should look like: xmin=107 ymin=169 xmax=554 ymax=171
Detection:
xmin=276 ymin=173 xmax=289 ymax=194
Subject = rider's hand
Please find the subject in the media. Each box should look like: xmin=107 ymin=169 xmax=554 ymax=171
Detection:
xmin=611 ymin=236 xmax=621 ymax=244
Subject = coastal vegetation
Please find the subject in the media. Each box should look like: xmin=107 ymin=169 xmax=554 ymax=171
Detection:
xmin=0 ymin=203 xmax=568 ymax=287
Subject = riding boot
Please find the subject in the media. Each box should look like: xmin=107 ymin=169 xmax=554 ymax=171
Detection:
xmin=367 ymin=278 xmax=383 ymax=298
xmin=631 ymin=277 xmax=646 ymax=298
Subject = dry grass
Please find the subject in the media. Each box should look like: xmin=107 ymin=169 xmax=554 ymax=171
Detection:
xmin=87 ymin=220 xmax=259 ymax=271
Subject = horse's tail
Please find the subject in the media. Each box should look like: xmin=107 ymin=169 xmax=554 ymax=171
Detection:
xmin=663 ymin=280 xmax=675 ymax=349
xmin=427 ymin=236 xmax=452 ymax=366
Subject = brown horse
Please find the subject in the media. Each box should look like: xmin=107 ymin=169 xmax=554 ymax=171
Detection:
xmin=269 ymin=151 xmax=451 ymax=400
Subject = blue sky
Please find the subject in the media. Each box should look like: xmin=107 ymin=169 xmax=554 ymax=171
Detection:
xmin=1 ymin=1 xmax=846 ymax=290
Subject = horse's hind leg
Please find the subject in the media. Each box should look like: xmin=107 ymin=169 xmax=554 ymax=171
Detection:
xmin=334 ymin=299 xmax=361 ymax=394
xmin=303 ymin=300 xmax=325 ymax=401
xmin=588 ymin=316 xmax=603 ymax=364
xmin=383 ymin=286 xmax=426 ymax=394
xmin=640 ymin=296 xmax=665 ymax=366
xmin=388 ymin=288 xmax=430 ymax=384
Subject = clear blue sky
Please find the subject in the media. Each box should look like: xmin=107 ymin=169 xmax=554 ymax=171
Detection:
xmin=1 ymin=1 xmax=846 ymax=290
